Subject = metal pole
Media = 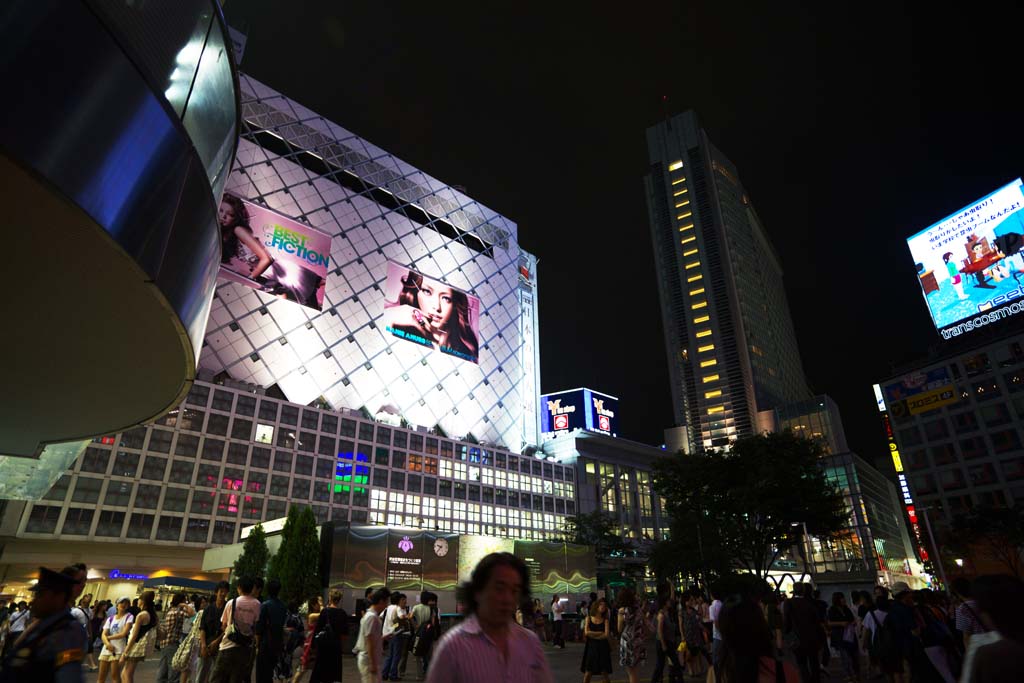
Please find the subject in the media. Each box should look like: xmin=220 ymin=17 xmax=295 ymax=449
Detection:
xmin=802 ymin=521 xmax=812 ymax=582
xmin=920 ymin=506 xmax=950 ymax=595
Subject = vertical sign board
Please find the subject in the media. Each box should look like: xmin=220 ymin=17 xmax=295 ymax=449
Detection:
xmin=541 ymin=388 xmax=620 ymax=438
xmin=873 ymin=384 xmax=928 ymax=562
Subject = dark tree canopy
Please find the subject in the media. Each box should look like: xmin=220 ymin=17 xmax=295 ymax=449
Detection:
xmin=269 ymin=505 xmax=323 ymax=604
xmin=653 ymin=431 xmax=848 ymax=579
xmin=562 ymin=510 xmax=628 ymax=559
xmin=945 ymin=505 xmax=1024 ymax=578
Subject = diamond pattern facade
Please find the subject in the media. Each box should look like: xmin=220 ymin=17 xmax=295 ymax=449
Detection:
xmin=201 ymin=76 xmax=541 ymax=451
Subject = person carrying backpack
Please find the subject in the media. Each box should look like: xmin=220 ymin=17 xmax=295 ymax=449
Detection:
xmin=411 ymin=591 xmax=440 ymax=678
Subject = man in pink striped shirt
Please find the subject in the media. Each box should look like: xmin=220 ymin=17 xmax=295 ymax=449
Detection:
xmin=425 ymin=553 xmax=554 ymax=683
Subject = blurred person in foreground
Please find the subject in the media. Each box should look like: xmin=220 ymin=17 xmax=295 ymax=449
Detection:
xmin=719 ymin=593 xmax=799 ymax=683
xmin=0 ymin=567 xmax=85 ymax=683
xmin=353 ymin=588 xmax=391 ymax=683
xmin=961 ymin=574 xmax=1024 ymax=683
xmin=425 ymin=552 xmax=553 ymax=683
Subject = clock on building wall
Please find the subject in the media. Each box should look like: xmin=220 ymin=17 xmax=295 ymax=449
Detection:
xmin=433 ymin=537 xmax=449 ymax=557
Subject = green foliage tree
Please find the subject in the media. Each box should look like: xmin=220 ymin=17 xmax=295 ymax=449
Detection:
xmin=232 ymin=523 xmax=271 ymax=596
xmin=269 ymin=506 xmax=323 ymax=604
xmin=648 ymin=511 xmax=731 ymax=590
xmin=562 ymin=510 xmax=628 ymax=559
xmin=947 ymin=505 xmax=1024 ymax=578
xmin=652 ymin=431 xmax=848 ymax=579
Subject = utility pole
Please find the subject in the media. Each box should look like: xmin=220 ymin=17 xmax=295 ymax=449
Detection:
xmin=920 ymin=506 xmax=950 ymax=595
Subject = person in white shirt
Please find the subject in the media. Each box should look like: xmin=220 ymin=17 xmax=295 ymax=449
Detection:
xmin=210 ymin=577 xmax=262 ymax=683
xmin=709 ymin=589 xmax=724 ymax=678
xmin=551 ymin=594 xmax=565 ymax=649
xmin=354 ymin=588 xmax=391 ymax=683
xmin=98 ymin=597 xmax=134 ymax=683
xmin=425 ymin=552 xmax=554 ymax=683
xmin=2 ymin=602 xmax=30 ymax=656
xmin=381 ymin=592 xmax=410 ymax=680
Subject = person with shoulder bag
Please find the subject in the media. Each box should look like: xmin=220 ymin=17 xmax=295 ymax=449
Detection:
xmin=209 ymin=578 xmax=261 ymax=683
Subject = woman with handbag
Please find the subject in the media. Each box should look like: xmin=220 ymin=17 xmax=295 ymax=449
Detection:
xmin=120 ymin=591 xmax=158 ymax=683
xmin=309 ymin=590 xmax=349 ymax=683
xmin=827 ymin=593 xmax=860 ymax=683
xmin=173 ymin=600 xmax=205 ymax=683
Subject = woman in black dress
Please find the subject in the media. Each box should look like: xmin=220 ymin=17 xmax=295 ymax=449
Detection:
xmin=580 ymin=598 xmax=613 ymax=683
xmin=309 ymin=590 xmax=350 ymax=683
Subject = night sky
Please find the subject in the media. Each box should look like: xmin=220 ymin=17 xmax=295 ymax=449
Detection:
xmin=224 ymin=1 xmax=1024 ymax=462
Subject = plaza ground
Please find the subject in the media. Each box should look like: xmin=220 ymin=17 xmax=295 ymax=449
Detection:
xmin=84 ymin=637 xmax=857 ymax=683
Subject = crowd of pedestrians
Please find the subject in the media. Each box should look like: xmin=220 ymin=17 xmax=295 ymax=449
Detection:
xmin=3 ymin=561 xmax=1024 ymax=683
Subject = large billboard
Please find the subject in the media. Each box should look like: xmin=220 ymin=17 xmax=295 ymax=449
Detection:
xmin=218 ymin=193 xmax=331 ymax=311
xmin=382 ymin=262 xmax=481 ymax=364
xmin=882 ymin=367 xmax=958 ymax=417
xmin=907 ymin=179 xmax=1024 ymax=339
xmin=541 ymin=388 xmax=620 ymax=437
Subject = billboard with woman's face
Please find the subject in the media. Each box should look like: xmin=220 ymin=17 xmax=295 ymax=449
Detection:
xmin=217 ymin=193 xmax=332 ymax=311
xmin=382 ymin=262 xmax=481 ymax=364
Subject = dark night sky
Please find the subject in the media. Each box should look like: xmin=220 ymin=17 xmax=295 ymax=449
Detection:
xmin=224 ymin=1 xmax=1024 ymax=462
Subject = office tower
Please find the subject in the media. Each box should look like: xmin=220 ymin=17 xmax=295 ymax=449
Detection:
xmin=644 ymin=111 xmax=809 ymax=451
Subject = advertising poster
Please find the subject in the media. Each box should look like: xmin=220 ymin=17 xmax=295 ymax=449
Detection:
xmin=883 ymin=367 xmax=958 ymax=415
xmin=564 ymin=544 xmax=598 ymax=593
xmin=382 ymin=262 xmax=481 ymax=364
xmin=541 ymin=388 xmax=620 ymax=437
xmin=907 ymin=179 xmax=1024 ymax=338
xmin=514 ymin=541 xmax=569 ymax=593
xmin=422 ymin=533 xmax=459 ymax=591
xmin=457 ymin=535 xmax=514 ymax=583
xmin=386 ymin=530 xmax=424 ymax=589
xmin=341 ymin=526 xmax=388 ymax=589
xmin=218 ymin=192 xmax=331 ymax=311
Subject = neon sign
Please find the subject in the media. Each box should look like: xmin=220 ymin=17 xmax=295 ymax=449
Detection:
xmin=109 ymin=569 xmax=148 ymax=580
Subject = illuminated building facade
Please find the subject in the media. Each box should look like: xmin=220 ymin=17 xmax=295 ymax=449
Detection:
xmin=644 ymin=112 xmax=809 ymax=451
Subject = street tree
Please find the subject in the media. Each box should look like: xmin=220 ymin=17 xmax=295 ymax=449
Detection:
xmin=232 ymin=522 xmax=271 ymax=595
xmin=648 ymin=511 xmax=731 ymax=590
xmin=562 ymin=510 xmax=628 ymax=559
xmin=947 ymin=505 xmax=1024 ymax=578
xmin=269 ymin=505 xmax=323 ymax=604
xmin=652 ymin=431 xmax=848 ymax=580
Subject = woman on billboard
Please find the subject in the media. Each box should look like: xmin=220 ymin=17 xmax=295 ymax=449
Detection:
xmin=387 ymin=269 xmax=479 ymax=362
xmin=219 ymin=194 xmax=274 ymax=279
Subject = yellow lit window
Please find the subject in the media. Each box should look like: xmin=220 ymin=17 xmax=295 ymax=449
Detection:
xmin=673 ymin=188 xmax=689 ymax=197
xmin=707 ymin=406 xmax=725 ymax=414
xmin=691 ymin=301 xmax=707 ymax=309
xmin=680 ymin=236 xmax=696 ymax=245
xmin=676 ymin=211 xmax=693 ymax=220
xmin=668 ymin=160 xmax=684 ymax=171
xmin=696 ymin=330 xmax=713 ymax=338
xmin=690 ymin=287 xmax=705 ymax=296
xmin=685 ymin=261 xmax=701 ymax=269
xmin=702 ymin=374 xmax=720 ymax=383
xmin=698 ymin=344 xmax=715 ymax=353
xmin=683 ymin=248 xmax=698 ymax=257
xmin=687 ymin=274 xmax=703 ymax=282
xmin=674 ymin=199 xmax=691 ymax=209
xmin=693 ymin=315 xmax=710 ymax=324
xmin=705 ymin=389 xmax=722 ymax=398
xmin=700 ymin=358 xmax=717 ymax=368
xmin=678 ymin=223 xmax=694 ymax=232
xmin=672 ymin=177 xmax=686 ymax=185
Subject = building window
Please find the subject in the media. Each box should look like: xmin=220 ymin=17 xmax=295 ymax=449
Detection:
xmin=243 ymin=496 xmax=264 ymax=519
xmin=923 ymin=419 xmax=950 ymax=440
xmin=246 ymin=472 xmax=267 ymax=494
xmin=206 ymin=414 xmax=229 ymax=436
xmin=255 ymin=424 xmax=275 ymax=444
xmin=196 ymin=464 xmax=220 ymax=487
xmin=148 ymin=428 xmax=174 ymax=453
xmin=251 ymin=447 xmax=271 ymax=469
xmin=186 ymin=384 xmax=209 ymax=407
xmin=141 ymin=456 xmax=168 ymax=481
xmin=273 ymin=451 xmax=293 ymax=473
xmin=226 ymin=442 xmax=249 ymax=466
xmin=175 ymin=434 xmax=200 ymax=458
xmin=103 ymin=481 xmax=133 ymax=507
xmin=168 ymin=460 xmax=195 ymax=485
xmin=60 ymin=508 xmax=93 ymax=535
xmin=95 ymin=511 xmax=125 ymax=537
xmin=992 ymin=429 xmax=1022 ymax=454
xmin=301 ymin=409 xmax=320 ymax=430
xmin=184 ymin=519 xmax=210 ymax=543
xmin=295 ymin=455 xmax=313 ymax=476
xmin=163 ymin=487 xmax=189 ymax=513
xmin=321 ymin=414 xmax=338 ymax=434
xmin=202 ymin=439 xmax=225 ymax=462
xmin=359 ymin=422 xmax=375 ymax=442
xmin=156 ymin=516 xmax=183 ymax=541
xmin=981 ymin=403 xmax=1012 ymax=428
xmin=80 ymin=447 xmax=110 ymax=474
xmin=229 ymin=418 xmax=253 ymax=442
xmin=26 ymin=505 xmax=61 ymax=533
xmin=126 ymin=513 xmax=154 ymax=539
xmin=340 ymin=419 xmax=357 ymax=438
xmin=191 ymin=491 xmax=216 ymax=515
xmin=318 ymin=436 xmax=337 ymax=457
xmin=213 ymin=521 xmax=236 ymax=545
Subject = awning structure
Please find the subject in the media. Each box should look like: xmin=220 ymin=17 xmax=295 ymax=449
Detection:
xmin=142 ymin=576 xmax=218 ymax=591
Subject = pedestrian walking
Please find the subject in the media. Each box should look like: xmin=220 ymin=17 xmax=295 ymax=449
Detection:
xmin=197 ymin=582 xmax=230 ymax=683
xmin=683 ymin=590 xmax=711 ymax=677
xmin=382 ymin=592 xmax=411 ymax=681
xmin=120 ymin=590 xmax=158 ymax=683
xmin=255 ymin=579 xmax=289 ymax=683
xmin=410 ymin=591 xmax=439 ymax=678
xmin=424 ymin=552 xmax=553 ymax=683
xmin=97 ymin=597 xmax=133 ymax=683
xmin=826 ymin=592 xmax=860 ymax=683
xmin=783 ymin=583 xmax=826 ymax=683
xmin=309 ymin=589 xmax=350 ymax=683
xmin=2 ymin=601 xmax=29 ymax=657
xmin=650 ymin=585 xmax=684 ymax=683
xmin=580 ymin=598 xmax=613 ymax=683
xmin=551 ymin=594 xmax=566 ymax=648
xmin=616 ymin=588 xmax=648 ymax=683
xmin=719 ymin=594 xmax=799 ymax=682
xmin=157 ymin=593 xmax=195 ymax=683
xmin=293 ymin=597 xmax=323 ymax=683
xmin=354 ymin=588 xmax=391 ymax=683
xmin=209 ymin=577 xmax=261 ymax=683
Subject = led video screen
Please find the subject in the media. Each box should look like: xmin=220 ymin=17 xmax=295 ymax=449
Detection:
xmin=218 ymin=192 xmax=331 ymax=311
xmin=907 ymin=179 xmax=1024 ymax=339
xmin=382 ymin=261 xmax=481 ymax=364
